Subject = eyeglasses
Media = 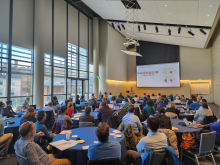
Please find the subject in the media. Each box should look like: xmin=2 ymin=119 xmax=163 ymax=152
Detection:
xmin=26 ymin=121 xmax=33 ymax=133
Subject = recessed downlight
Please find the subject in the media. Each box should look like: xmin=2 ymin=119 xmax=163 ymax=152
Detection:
xmin=207 ymin=15 xmax=209 ymax=16
xmin=165 ymin=5 xmax=167 ymax=7
xmin=209 ymin=5 xmax=212 ymax=7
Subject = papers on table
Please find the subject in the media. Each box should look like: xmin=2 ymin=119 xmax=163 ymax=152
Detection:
xmin=112 ymin=130 xmax=121 ymax=134
xmin=60 ymin=130 xmax=72 ymax=134
xmin=72 ymin=135 xmax=78 ymax=137
xmin=172 ymin=126 xmax=179 ymax=131
xmin=115 ymin=135 xmax=122 ymax=138
xmin=110 ymin=130 xmax=122 ymax=138
xmin=110 ymin=133 xmax=115 ymax=136
xmin=82 ymin=145 xmax=89 ymax=150
xmin=50 ymin=140 xmax=77 ymax=151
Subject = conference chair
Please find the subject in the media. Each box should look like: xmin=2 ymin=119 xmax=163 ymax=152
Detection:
xmin=87 ymin=158 xmax=120 ymax=165
xmin=15 ymin=151 xmax=29 ymax=165
xmin=117 ymin=108 xmax=127 ymax=118
xmin=148 ymin=149 xmax=167 ymax=165
xmin=79 ymin=122 xmax=93 ymax=128
xmin=180 ymin=132 xmax=216 ymax=165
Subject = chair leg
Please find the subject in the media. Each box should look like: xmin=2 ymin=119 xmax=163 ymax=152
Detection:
xmin=194 ymin=155 xmax=200 ymax=165
xmin=210 ymin=153 xmax=216 ymax=165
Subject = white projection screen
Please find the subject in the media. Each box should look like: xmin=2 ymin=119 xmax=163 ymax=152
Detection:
xmin=137 ymin=62 xmax=180 ymax=87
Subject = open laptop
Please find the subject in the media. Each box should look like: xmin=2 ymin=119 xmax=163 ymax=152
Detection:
xmin=108 ymin=104 xmax=114 ymax=109
xmin=183 ymin=118 xmax=197 ymax=128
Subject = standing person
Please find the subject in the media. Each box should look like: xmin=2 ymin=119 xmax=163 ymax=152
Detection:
xmin=35 ymin=111 xmax=56 ymax=142
xmin=1 ymin=102 xmax=16 ymax=118
xmin=22 ymin=98 xmax=30 ymax=111
xmin=107 ymin=92 xmax=112 ymax=100
xmin=14 ymin=122 xmax=71 ymax=165
xmin=156 ymin=93 xmax=161 ymax=101
xmin=43 ymin=102 xmax=55 ymax=114
xmin=79 ymin=106 xmax=95 ymax=124
xmin=143 ymin=100 xmax=155 ymax=117
xmin=80 ymin=95 xmax=85 ymax=102
xmin=66 ymin=102 xmax=74 ymax=117
xmin=58 ymin=106 xmax=78 ymax=129
xmin=20 ymin=107 xmax=37 ymax=125
xmin=104 ymin=92 xmax=108 ymax=99
xmin=98 ymin=102 xmax=112 ymax=124
xmin=88 ymin=123 xmax=121 ymax=160
xmin=52 ymin=96 xmax=59 ymax=106
xmin=75 ymin=95 xmax=80 ymax=104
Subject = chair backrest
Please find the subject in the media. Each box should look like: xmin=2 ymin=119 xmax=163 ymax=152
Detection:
xmin=204 ymin=115 xmax=217 ymax=125
xmin=89 ymin=106 xmax=94 ymax=112
xmin=118 ymin=108 xmax=127 ymax=118
xmin=149 ymin=149 xmax=167 ymax=165
xmin=79 ymin=122 xmax=93 ymax=128
xmin=87 ymin=158 xmax=120 ymax=165
xmin=199 ymin=131 xmax=216 ymax=155
xmin=80 ymin=102 xmax=86 ymax=110
xmin=15 ymin=151 xmax=29 ymax=165
xmin=175 ymin=103 xmax=181 ymax=105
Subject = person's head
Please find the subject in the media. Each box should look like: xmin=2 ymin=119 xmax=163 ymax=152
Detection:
xmin=53 ymin=96 xmax=57 ymax=101
xmin=48 ymin=102 xmax=53 ymax=107
xmin=158 ymin=93 xmax=161 ymax=96
xmin=19 ymin=122 xmax=36 ymax=138
xmin=59 ymin=106 xmax=67 ymax=114
xmin=201 ymin=99 xmax=207 ymax=103
xmin=191 ymin=94 xmax=195 ymax=99
xmin=92 ymin=94 xmax=94 ymax=96
xmin=147 ymin=95 xmax=150 ymax=98
xmin=95 ymin=123 xmax=109 ymax=142
xmin=36 ymin=111 xmax=46 ymax=122
xmin=76 ymin=95 xmax=79 ymax=99
xmin=170 ymin=102 xmax=176 ymax=108
xmin=201 ymin=102 xmax=208 ymax=109
xmin=144 ymin=97 xmax=147 ymax=102
xmin=65 ymin=99 xmax=70 ymax=106
xmin=109 ymin=92 xmax=112 ymax=95
xmin=193 ymin=97 xmax=197 ymax=102
xmin=101 ymin=101 xmax=106 ymax=107
xmin=131 ymin=99 xmax=135 ymax=104
xmin=135 ymin=95 xmax=138 ymax=97
xmin=147 ymin=117 xmax=160 ymax=132
xmin=69 ymin=97 xmax=73 ymax=102
xmin=67 ymin=102 xmax=74 ymax=109
xmin=85 ymin=106 xmax=91 ymax=114
xmin=128 ymin=105 xmax=135 ymax=113
xmin=102 ymin=98 xmax=106 ymax=103
xmin=152 ymin=93 xmax=155 ymax=96
xmin=26 ymin=98 xmax=30 ymax=103
xmin=111 ymin=96 xmax=116 ymax=101
xmin=158 ymin=107 xmax=165 ymax=115
xmin=0 ymin=102 xmax=5 ymax=108
xmin=182 ymin=95 xmax=184 ymax=98
xmin=120 ymin=93 xmax=122 ymax=95
xmin=100 ymin=95 xmax=103 ymax=98
xmin=176 ymin=96 xmax=179 ymax=100
xmin=23 ymin=107 xmax=35 ymax=118
xmin=6 ymin=100 xmax=12 ymax=106
xmin=125 ymin=98 xmax=128 ymax=102
xmin=80 ymin=96 xmax=84 ymax=100
xmin=197 ymin=96 xmax=202 ymax=101
xmin=104 ymin=92 xmax=107 ymax=95
xmin=144 ymin=93 xmax=146 ymax=96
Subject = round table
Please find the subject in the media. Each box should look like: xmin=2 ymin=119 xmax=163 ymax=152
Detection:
xmin=71 ymin=112 xmax=99 ymax=126
xmin=178 ymin=112 xmax=195 ymax=121
xmin=17 ymin=108 xmax=43 ymax=117
xmin=53 ymin=127 xmax=127 ymax=165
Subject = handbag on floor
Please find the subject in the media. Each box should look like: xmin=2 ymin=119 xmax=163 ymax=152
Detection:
xmin=180 ymin=131 xmax=195 ymax=149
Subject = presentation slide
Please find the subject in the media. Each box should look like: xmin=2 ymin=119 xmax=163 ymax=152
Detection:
xmin=137 ymin=62 xmax=180 ymax=87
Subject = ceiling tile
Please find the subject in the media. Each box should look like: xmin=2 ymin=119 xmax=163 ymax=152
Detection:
xmin=106 ymin=0 xmax=125 ymax=9
xmin=197 ymin=19 xmax=214 ymax=26
xmin=155 ymin=1 xmax=177 ymax=11
xmin=162 ymin=17 xmax=179 ymax=24
xmin=176 ymin=1 xmax=199 ymax=11
xmin=137 ymin=1 xmax=158 ymax=10
xmin=198 ymin=0 xmax=220 ymax=12
xmin=142 ymin=9 xmax=161 ymax=18
xmin=178 ymin=18 xmax=197 ymax=26
xmin=178 ymin=11 xmax=198 ymax=20
xmin=197 ymin=10 xmax=217 ymax=20
xmin=159 ymin=10 xmax=178 ymax=19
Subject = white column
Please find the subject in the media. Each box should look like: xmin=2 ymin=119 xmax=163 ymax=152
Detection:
xmin=93 ymin=17 xmax=99 ymax=98
xmin=33 ymin=0 xmax=45 ymax=108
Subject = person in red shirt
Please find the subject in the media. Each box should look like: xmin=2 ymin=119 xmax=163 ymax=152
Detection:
xmin=66 ymin=102 xmax=74 ymax=117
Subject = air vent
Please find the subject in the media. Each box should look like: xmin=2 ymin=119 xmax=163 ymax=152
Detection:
xmin=121 ymin=0 xmax=141 ymax=9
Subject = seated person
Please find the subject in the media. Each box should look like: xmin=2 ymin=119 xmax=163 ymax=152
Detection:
xmin=89 ymin=97 xmax=98 ymax=111
xmin=141 ymin=97 xmax=147 ymax=108
xmin=197 ymin=119 xmax=220 ymax=145
xmin=98 ymin=102 xmax=112 ymax=123
xmin=43 ymin=102 xmax=55 ymax=114
xmin=20 ymin=107 xmax=37 ymax=125
xmin=187 ymin=95 xmax=195 ymax=105
xmin=166 ymin=102 xmax=179 ymax=116
xmin=197 ymin=96 xmax=202 ymax=104
xmin=91 ymin=93 xmax=96 ymax=100
xmin=75 ymin=95 xmax=80 ymax=104
xmin=122 ymin=105 xmax=142 ymax=136
xmin=22 ymin=97 xmax=30 ymax=111
xmin=107 ymin=92 xmax=112 ymax=100
xmin=168 ymin=94 xmax=173 ymax=101
xmin=1 ymin=102 xmax=16 ymax=118
xmin=80 ymin=95 xmax=85 ymax=102
xmin=156 ymin=93 xmax=161 ymax=101
xmin=126 ymin=117 xmax=168 ymax=165
xmin=150 ymin=93 xmax=156 ymax=100
xmin=157 ymin=107 xmax=171 ymax=129
xmin=194 ymin=102 xmax=213 ymax=124
xmin=122 ymin=98 xmax=132 ymax=109
xmin=118 ymin=93 xmax=124 ymax=99
xmin=35 ymin=111 xmax=56 ymax=142
xmin=173 ymin=94 xmax=178 ymax=100
xmin=65 ymin=99 xmax=71 ymax=107
xmin=88 ymin=123 xmax=121 ymax=160
xmin=5 ymin=100 xmax=17 ymax=115
xmin=104 ymin=92 xmax=108 ymax=99
xmin=79 ymin=106 xmax=95 ymax=124
xmin=131 ymin=99 xmax=136 ymax=105
xmin=180 ymin=95 xmax=186 ymax=103
xmin=58 ymin=106 xmax=78 ymax=129
xmin=69 ymin=97 xmax=73 ymax=103
xmin=199 ymin=99 xmax=211 ymax=110
xmin=110 ymin=96 xmax=117 ymax=106
xmin=142 ymin=93 xmax=146 ymax=99
xmin=99 ymin=95 xmax=104 ymax=101
xmin=99 ymin=98 xmax=109 ymax=109
xmin=158 ymin=99 xmax=166 ymax=107
xmin=133 ymin=95 xmax=139 ymax=103
xmin=52 ymin=96 xmax=59 ymax=106
xmin=143 ymin=100 xmax=155 ymax=117
xmin=0 ymin=119 xmax=13 ymax=158
xmin=66 ymin=102 xmax=74 ymax=117
xmin=14 ymin=122 xmax=71 ymax=165
xmin=187 ymin=97 xmax=200 ymax=110
xmin=174 ymin=96 xmax=181 ymax=104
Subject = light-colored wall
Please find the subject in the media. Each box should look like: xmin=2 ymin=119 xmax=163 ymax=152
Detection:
xmin=211 ymin=24 xmax=220 ymax=105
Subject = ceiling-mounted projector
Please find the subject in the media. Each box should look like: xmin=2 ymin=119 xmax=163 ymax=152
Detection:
xmin=121 ymin=42 xmax=142 ymax=57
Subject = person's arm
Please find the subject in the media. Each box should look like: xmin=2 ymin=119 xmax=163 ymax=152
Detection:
xmin=25 ymin=143 xmax=46 ymax=165
xmin=194 ymin=111 xmax=199 ymax=120
xmin=136 ymin=117 xmax=143 ymax=133
xmin=41 ymin=125 xmax=54 ymax=140
xmin=98 ymin=110 xmax=101 ymax=122
xmin=136 ymin=138 xmax=146 ymax=153
xmin=2 ymin=109 xmax=14 ymax=118
xmin=66 ymin=116 xmax=73 ymax=125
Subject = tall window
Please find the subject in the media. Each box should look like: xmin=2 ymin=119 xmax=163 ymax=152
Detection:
xmin=68 ymin=43 xmax=78 ymax=78
xmin=79 ymin=47 xmax=88 ymax=78
xmin=44 ymin=54 xmax=52 ymax=104
xmin=89 ymin=64 xmax=93 ymax=99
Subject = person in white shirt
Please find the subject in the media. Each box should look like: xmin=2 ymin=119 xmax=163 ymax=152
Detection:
xmin=156 ymin=93 xmax=161 ymax=101
xmin=150 ymin=94 xmax=156 ymax=100
xmin=133 ymin=95 xmax=139 ymax=103
xmin=174 ymin=96 xmax=181 ymax=104
xmin=142 ymin=93 xmax=146 ymax=99
xmin=126 ymin=117 xmax=168 ymax=165
xmin=43 ymin=102 xmax=55 ymax=114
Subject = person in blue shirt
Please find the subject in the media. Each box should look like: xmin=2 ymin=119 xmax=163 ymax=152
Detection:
xmin=141 ymin=97 xmax=147 ymax=108
xmin=187 ymin=97 xmax=200 ymax=110
xmin=88 ymin=123 xmax=121 ymax=160
xmin=158 ymin=99 xmax=165 ymax=107
xmin=35 ymin=111 xmax=56 ymax=142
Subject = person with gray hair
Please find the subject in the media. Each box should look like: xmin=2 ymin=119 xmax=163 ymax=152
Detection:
xmin=79 ymin=106 xmax=95 ymax=124
xmin=174 ymin=96 xmax=181 ymax=104
xmin=43 ymin=102 xmax=55 ymax=114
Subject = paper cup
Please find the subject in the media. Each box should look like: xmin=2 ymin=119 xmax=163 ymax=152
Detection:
xmin=66 ymin=133 xmax=71 ymax=141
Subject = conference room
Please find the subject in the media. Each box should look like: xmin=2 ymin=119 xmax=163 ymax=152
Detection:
xmin=1 ymin=0 xmax=220 ymax=165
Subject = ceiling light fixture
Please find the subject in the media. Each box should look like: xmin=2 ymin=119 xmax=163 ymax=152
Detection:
xmin=168 ymin=28 xmax=171 ymax=35
xmin=143 ymin=24 xmax=146 ymax=30
xmin=155 ymin=26 xmax=159 ymax=33
xmin=207 ymin=15 xmax=209 ymax=16
xmin=118 ymin=24 xmax=121 ymax=31
xmin=121 ymin=24 xmax=125 ymax=30
xmin=138 ymin=25 xmax=140 ymax=32
xmin=200 ymin=29 xmax=206 ymax=35
xmin=178 ymin=27 xmax=181 ymax=34
xmin=112 ymin=23 xmax=115 ymax=29
xmin=165 ymin=5 xmax=167 ymax=7
xmin=188 ymin=29 xmax=194 ymax=36
xmin=209 ymin=5 xmax=212 ymax=7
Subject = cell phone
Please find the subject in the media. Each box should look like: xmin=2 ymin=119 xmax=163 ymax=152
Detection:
xmin=76 ymin=138 xmax=81 ymax=140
